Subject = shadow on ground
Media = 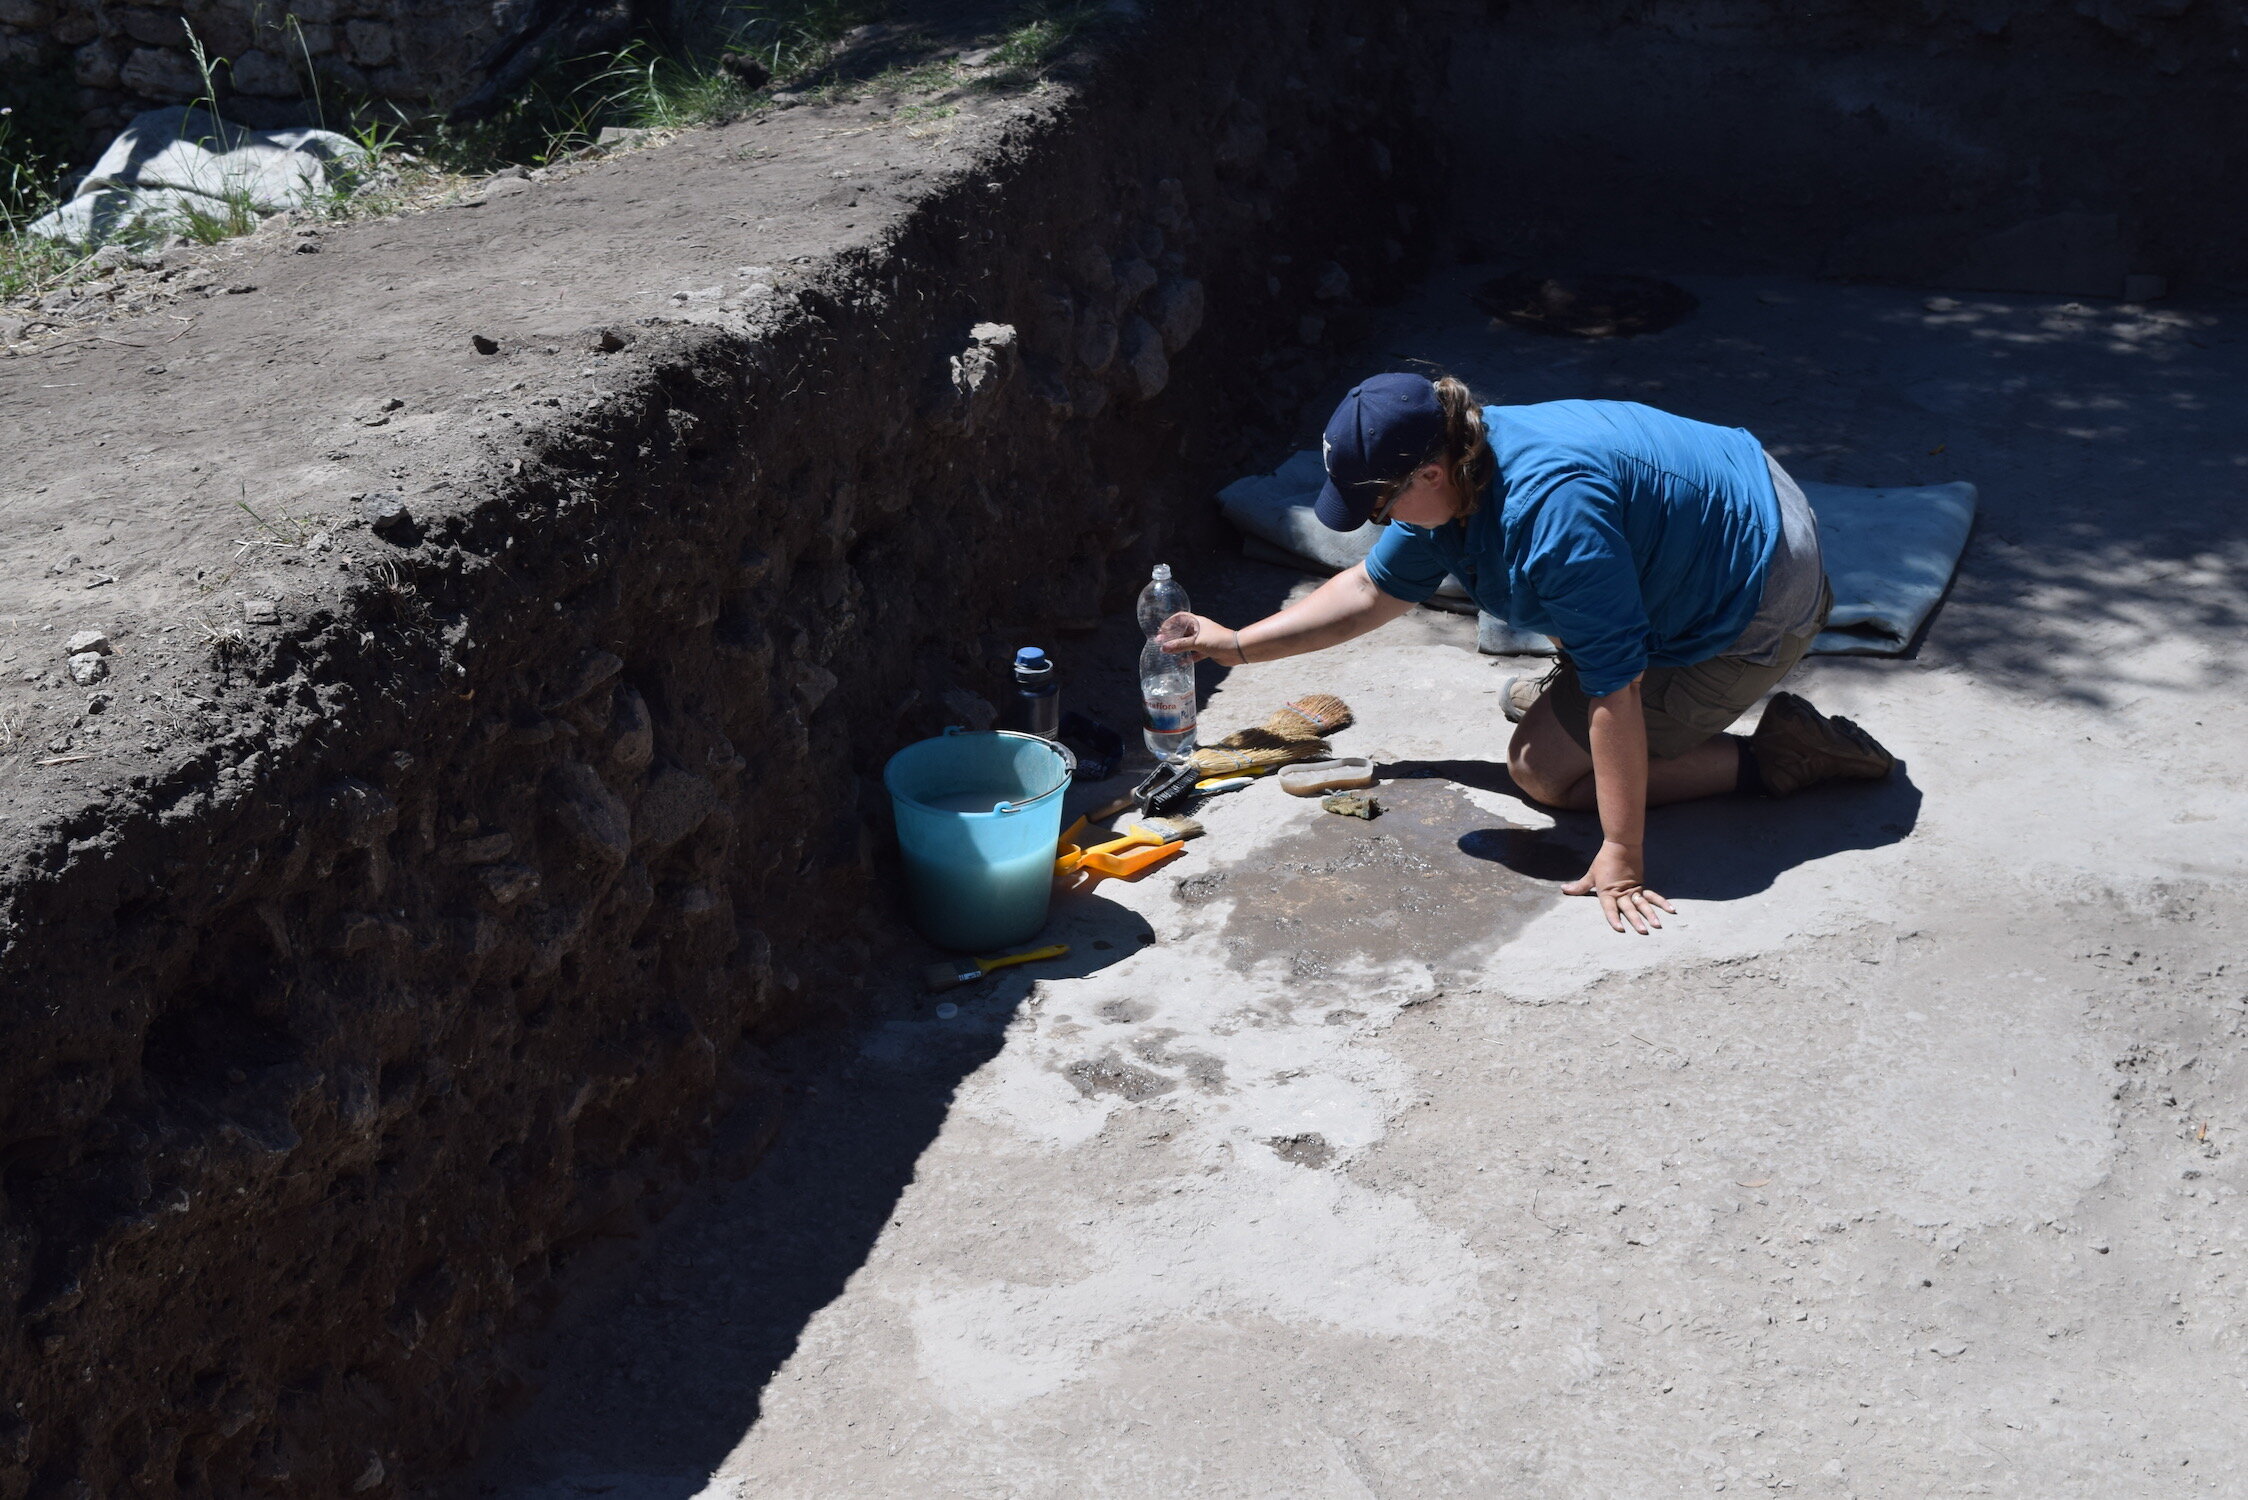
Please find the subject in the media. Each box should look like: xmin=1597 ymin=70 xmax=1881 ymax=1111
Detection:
xmin=465 ymin=889 xmax=1153 ymax=1499
xmin=1389 ymin=755 xmax=1920 ymax=902
xmin=1358 ymin=272 xmax=2248 ymax=712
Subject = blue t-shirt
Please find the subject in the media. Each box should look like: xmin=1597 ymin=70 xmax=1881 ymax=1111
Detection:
xmin=1364 ymin=401 xmax=1779 ymax=697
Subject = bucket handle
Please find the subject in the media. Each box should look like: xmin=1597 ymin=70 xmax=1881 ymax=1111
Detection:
xmin=935 ymin=726 xmax=1076 ymax=812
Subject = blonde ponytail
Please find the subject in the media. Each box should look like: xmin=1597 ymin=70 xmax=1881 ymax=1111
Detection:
xmin=1430 ymin=375 xmax=1493 ymax=515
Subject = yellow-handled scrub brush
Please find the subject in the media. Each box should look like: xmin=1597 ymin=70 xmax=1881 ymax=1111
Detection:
xmin=1188 ymin=736 xmax=1332 ymax=776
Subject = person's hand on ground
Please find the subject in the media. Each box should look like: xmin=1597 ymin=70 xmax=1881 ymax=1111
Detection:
xmin=1156 ymin=613 xmax=1247 ymax=665
xmin=1563 ymin=840 xmax=1675 ymax=934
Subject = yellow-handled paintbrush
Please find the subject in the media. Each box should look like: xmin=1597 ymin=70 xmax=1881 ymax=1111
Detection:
xmin=922 ymin=943 xmax=1070 ymax=993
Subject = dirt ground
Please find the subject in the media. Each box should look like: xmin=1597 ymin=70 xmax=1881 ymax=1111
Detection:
xmin=0 ymin=62 xmax=1028 ymax=826
xmin=469 ymin=273 xmax=2248 ymax=1499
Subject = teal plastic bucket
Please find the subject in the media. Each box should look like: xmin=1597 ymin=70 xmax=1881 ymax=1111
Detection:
xmin=884 ymin=729 xmax=1077 ymax=951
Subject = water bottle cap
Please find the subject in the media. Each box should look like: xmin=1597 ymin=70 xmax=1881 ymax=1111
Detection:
xmin=1151 ymin=563 xmax=1171 ymax=582
xmin=1014 ymin=647 xmax=1047 ymax=666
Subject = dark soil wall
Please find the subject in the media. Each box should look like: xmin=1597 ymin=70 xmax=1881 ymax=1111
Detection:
xmin=1438 ymin=0 xmax=2248 ymax=294
xmin=0 ymin=8 xmax=1436 ymax=1497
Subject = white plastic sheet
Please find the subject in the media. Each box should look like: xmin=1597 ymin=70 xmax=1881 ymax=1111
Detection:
xmin=29 ymin=106 xmax=371 ymax=246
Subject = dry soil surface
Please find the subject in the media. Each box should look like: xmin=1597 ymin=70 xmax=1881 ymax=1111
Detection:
xmin=0 ymin=71 xmax=1040 ymax=829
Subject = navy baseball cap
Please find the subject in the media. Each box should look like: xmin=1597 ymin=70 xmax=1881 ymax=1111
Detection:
xmin=1314 ymin=372 xmax=1446 ymax=531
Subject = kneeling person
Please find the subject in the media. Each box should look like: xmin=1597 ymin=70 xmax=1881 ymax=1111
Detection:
xmin=1160 ymin=373 xmax=1894 ymax=935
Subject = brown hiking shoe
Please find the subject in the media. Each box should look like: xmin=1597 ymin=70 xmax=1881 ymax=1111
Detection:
xmin=1748 ymin=692 xmax=1895 ymax=796
xmin=1499 ymin=670 xmax=1551 ymax=724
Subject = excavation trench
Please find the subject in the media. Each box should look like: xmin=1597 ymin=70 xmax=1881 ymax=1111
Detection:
xmin=0 ymin=2 xmax=2235 ymax=1495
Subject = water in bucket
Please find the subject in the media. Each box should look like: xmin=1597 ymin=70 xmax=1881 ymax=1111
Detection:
xmin=884 ymin=729 xmax=1076 ymax=951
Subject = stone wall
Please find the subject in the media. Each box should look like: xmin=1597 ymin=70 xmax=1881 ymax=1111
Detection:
xmin=0 ymin=0 xmax=496 ymax=141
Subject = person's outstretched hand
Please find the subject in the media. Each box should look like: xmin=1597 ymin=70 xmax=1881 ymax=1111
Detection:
xmin=1155 ymin=613 xmax=1247 ymax=666
xmin=1563 ymin=839 xmax=1675 ymax=935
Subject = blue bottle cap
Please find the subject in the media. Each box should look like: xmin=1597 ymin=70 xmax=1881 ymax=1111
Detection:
xmin=1015 ymin=647 xmax=1047 ymax=666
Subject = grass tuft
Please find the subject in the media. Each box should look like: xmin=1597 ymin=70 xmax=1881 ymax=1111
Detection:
xmin=988 ymin=2 xmax=1107 ymax=73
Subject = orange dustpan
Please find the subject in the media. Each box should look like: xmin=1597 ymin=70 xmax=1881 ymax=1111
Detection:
xmin=1060 ymin=839 xmax=1185 ymax=894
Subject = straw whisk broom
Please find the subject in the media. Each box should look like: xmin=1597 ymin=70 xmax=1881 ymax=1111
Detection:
xmin=1185 ymin=693 xmax=1356 ymax=776
xmin=1261 ymin=692 xmax=1354 ymax=739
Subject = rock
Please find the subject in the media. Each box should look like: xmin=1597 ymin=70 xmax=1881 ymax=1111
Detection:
xmin=321 ymin=778 xmax=399 ymax=849
xmin=1150 ymin=176 xmax=1188 ymax=231
xmin=63 ymin=629 xmax=110 ymax=656
xmin=608 ymin=686 xmax=654 ymax=773
xmin=590 ymin=327 xmax=628 ymax=353
xmin=364 ymin=492 xmax=411 ymax=537
xmin=230 ymin=47 xmax=302 ymax=98
xmin=1068 ymin=240 xmax=1114 ymax=294
xmin=478 ymin=862 xmax=541 ymax=905
xmin=633 ymin=767 xmax=716 ymax=851
xmin=1075 ymin=317 xmax=1118 ymax=373
xmin=67 ymin=652 xmax=107 ymax=686
xmin=26 ymin=106 xmax=373 ymax=247
xmin=1120 ymin=316 xmax=1168 ymax=400
xmin=549 ymin=762 xmax=631 ymax=865
xmin=471 ymin=333 xmax=499 ymax=355
xmin=469 ymin=174 xmax=532 ymax=204
xmin=791 ymin=662 xmax=839 ymax=715
xmin=1321 ymin=791 xmax=1381 ymax=819
xmin=354 ymin=395 xmax=403 ymax=425
xmin=1147 ymin=276 xmax=1204 ymax=352
xmin=951 ymin=321 xmax=1016 ymax=399
xmin=0 ymin=317 xmax=26 ymax=345
xmin=718 ymin=52 xmax=770 ymax=88
xmin=541 ymin=651 xmax=624 ymax=711
xmin=1111 ymin=255 xmax=1159 ymax=307
xmin=243 ymin=598 xmax=278 ymax=624
xmin=669 ymin=883 xmax=721 ymax=918
xmin=595 ymin=126 xmax=651 ymax=151
xmin=941 ymin=687 xmax=997 ymax=731
xmin=934 ymin=323 xmax=1017 ymax=434
xmin=440 ymin=831 xmax=513 ymax=864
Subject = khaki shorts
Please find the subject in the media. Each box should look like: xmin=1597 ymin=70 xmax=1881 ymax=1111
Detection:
xmin=1546 ymin=584 xmax=1830 ymax=759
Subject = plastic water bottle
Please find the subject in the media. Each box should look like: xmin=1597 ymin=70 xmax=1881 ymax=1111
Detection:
xmin=1136 ymin=563 xmax=1191 ymax=639
xmin=1139 ymin=635 xmax=1197 ymax=761
xmin=1002 ymin=646 xmax=1060 ymax=740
